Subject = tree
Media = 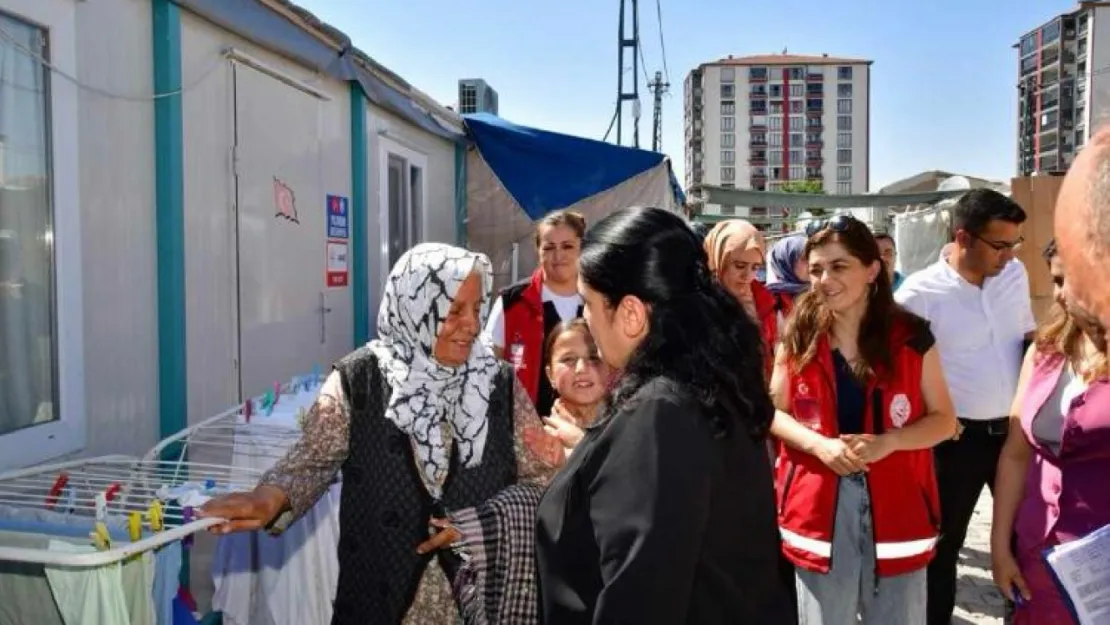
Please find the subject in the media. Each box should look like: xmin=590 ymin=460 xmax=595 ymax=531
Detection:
xmin=779 ymin=180 xmax=827 ymax=229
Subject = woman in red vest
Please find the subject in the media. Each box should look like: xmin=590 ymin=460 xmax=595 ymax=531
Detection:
xmin=770 ymin=215 xmax=957 ymax=624
xmin=484 ymin=210 xmax=586 ymax=416
xmin=703 ymin=219 xmax=777 ymax=381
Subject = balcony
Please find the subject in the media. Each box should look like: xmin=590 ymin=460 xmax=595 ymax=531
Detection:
xmin=806 ymin=121 xmax=824 ymax=131
xmin=806 ymin=140 xmax=824 ymax=149
xmin=749 ymin=70 xmax=768 ymax=83
xmin=750 ymin=91 xmax=768 ymax=100
xmin=749 ymin=156 xmax=768 ymax=166
xmin=750 ymin=138 xmax=767 ymax=147
xmin=806 ymin=73 xmax=824 ymax=83
xmin=806 ymin=108 xmax=823 ymax=117
xmin=749 ymin=122 xmax=767 ymax=132
xmin=806 ymin=156 xmax=824 ymax=166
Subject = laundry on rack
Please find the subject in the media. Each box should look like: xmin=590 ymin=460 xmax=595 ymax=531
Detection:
xmin=153 ymin=541 xmax=182 ymax=625
xmin=44 ymin=539 xmax=133 ymax=625
xmin=0 ymin=531 xmax=65 ymax=625
xmin=156 ymin=482 xmax=233 ymax=508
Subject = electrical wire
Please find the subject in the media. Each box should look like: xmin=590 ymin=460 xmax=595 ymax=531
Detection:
xmin=654 ymin=0 xmax=670 ymax=83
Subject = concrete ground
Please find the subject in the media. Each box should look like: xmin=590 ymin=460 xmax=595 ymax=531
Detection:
xmin=954 ymin=491 xmax=1005 ymax=625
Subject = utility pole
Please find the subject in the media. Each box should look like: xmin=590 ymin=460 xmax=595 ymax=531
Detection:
xmin=648 ymin=70 xmax=669 ymax=152
xmin=616 ymin=0 xmax=641 ymax=148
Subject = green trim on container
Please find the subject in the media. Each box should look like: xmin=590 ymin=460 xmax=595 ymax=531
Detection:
xmin=454 ymin=143 xmax=468 ymax=246
xmin=152 ymin=0 xmax=186 ymax=446
xmin=152 ymin=0 xmax=188 ymax=591
xmin=350 ymin=84 xmax=370 ymax=344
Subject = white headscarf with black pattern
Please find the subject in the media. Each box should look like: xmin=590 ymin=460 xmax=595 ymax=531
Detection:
xmin=368 ymin=243 xmax=501 ymax=499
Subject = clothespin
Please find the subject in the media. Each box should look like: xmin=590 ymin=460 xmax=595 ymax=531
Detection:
xmin=45 ymin=472 xmax=69 ymax=510
xmin=147 ymin=500 xmax=164 ymax=532
xmin=128 ymin=512 xmax=143 ymax=542
xmin=63 ymin=485 xmax=77 ymax=514
xmin=104 ymin=482 xmax=122 ymax=502
xmin=243 ymin=398 xmax=253 ymax=423
xmin=205 ymin=478 xmax=216 ymax=490
xmin=90 ymin=522 xmax=111 ymax=551
xmin=182 ymin=507 xmax=195 ymax=548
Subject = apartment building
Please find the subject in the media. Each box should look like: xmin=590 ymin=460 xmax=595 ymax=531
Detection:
xmin=684 ymin=53 xmax=871 ymax=222
xmin=1015 ymin=3 xmax=1110 ymax=175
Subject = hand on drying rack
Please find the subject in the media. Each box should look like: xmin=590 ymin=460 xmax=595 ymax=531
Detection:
xmin=197 ymin=485 xmax=290 ymax=534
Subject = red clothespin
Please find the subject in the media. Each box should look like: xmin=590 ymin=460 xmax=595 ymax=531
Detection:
xmin=104 ymin=482 xmax=122 ymax=502
xmin=243 ymin=398 xmax=253 ymax=423
xmin=45 ymin=472 xmax=69 ymax=510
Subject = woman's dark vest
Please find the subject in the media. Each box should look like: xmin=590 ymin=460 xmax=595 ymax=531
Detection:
xmin=331 ymin=347 xmax=518 ymax=625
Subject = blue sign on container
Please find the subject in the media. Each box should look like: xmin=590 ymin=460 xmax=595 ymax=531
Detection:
xmin=326 ymin=194 xmax=349 ymax=239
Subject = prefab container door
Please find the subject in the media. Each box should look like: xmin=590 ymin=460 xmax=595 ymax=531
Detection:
xmin=231 ymin=61 xmax=334 ymax=399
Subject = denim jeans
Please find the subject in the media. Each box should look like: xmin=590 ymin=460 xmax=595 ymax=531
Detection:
xmin=796 ymin=474 xmax=927 ymax=625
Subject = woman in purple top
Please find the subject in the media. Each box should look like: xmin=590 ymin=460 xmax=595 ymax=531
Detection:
xmin=992 ymin=239 xmax=1110 ymax=624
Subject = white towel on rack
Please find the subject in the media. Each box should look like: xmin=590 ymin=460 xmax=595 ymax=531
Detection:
xmin=43 ymin=540 xmax=131 ymax=625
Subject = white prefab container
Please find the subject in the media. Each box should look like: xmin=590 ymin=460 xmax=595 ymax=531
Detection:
xmin=179 ymin=11 xmax=354 ymax=425
xmin=0 ymin=0 xmax=160 ymax=470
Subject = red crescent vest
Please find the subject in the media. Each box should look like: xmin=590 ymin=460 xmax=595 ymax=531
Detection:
xmin=776 ymin=315 xmax=942 ymax=577
xmin=501 ymin=270 xmax=547 ymax=405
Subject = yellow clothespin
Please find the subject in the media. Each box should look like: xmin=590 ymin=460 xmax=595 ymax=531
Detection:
xmin=90 ymin=522 xmax=111 ymax=551
xmin=147 ymin=500 xmax=164 ymax=532
xmin=128 ymin=512 xmax=143 ymax=542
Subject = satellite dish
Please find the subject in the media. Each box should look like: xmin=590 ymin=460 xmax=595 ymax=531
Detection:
xmin=938 ymin=176 xmax=971 ymax=192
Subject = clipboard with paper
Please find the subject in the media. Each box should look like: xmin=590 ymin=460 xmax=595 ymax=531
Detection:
xmin=1042 ymin=523 xmax=1110 ymax=625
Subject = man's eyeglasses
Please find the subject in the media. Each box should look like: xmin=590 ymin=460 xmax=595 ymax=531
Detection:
xmin=805 ymin=214 xmax=859 ymax=238
xmin=970 ymin=232 xmax=1023 ymax=252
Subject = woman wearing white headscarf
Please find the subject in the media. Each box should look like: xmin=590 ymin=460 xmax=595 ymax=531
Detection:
xmin=201 ymin=243 xmax=563 ymax=625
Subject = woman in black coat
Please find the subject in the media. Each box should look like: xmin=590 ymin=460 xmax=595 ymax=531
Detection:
xmin=535 ymin=206 xmax=793 ymax=624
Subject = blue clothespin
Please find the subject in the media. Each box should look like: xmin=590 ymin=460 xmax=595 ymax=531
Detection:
xmin=182 ymin=507 xmax=195 ymax=548
xmin=204 ymin=478 xmax=216 ymax=491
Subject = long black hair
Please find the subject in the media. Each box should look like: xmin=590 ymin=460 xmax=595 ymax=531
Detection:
xmin=578 ymin=206 xmax=774 ymax=441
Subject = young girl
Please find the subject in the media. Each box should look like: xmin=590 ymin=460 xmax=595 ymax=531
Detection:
xmin=539 ymin=318 xmax=609 ymax=453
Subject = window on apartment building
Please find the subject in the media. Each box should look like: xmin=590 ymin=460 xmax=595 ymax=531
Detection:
xmin=789 ymin=150 xmax=802 ymax=163
xmin=720 ymin=67 xmax=736 ymax=82
xmin=720 ymin=205 xmax=737 ymax=216
xmin=1020 ymin=34 xmax=1036 ymax=56
xmin=836 ymin=182 xmax=852 ymax=194
xmin=837 ymin=132 xmax=852 ymax=148
xmin=789 ymin=84 xmax=804 ymax=98
xmin=837 ymin=66 xmax=853 ymax=80
xmin=837 ymin=83 xmax=853 ymax=98
xmin=837 ymin=99 xmax=852 ymax=114
xmin=721 ymin=167 xmax=736 ymax=181
xmin=721 ymin=150 xmax=735 ymax=164
xmin=770 ymin=102 xmax=783 ymax=115
xmin=788 ymin=67 xmax=804 ymax=80
xmin=722 ymin=133 xmax=736 ymax=148
xmin=837 ymin=149 xmax=852 ymax=164
xmin=789 ymin=115 xmax=803 ymax=131
xmin=791 ymin=100 xmax=804 ymax=114
xmin=789 ymin=166 xmax=805 ymax=180
xmin=769 ymin=84 xmax=783 ymax=98
xmin=721 ymin=84 xmax=735 ymax=98
xmin=749 ymin=67 xmax=767 ymax=80
xmin=0 ymin=12 xmax=57 ymax=439
xmin=837 ymin=115 xmax=852 ymax=130
xmin=806 ymin=132 xmax=821 ymax=144
xmin=837 ymin=166 xmax=852 ymax=181
xmin=752 ymin=166 xmax=767 ymax=177
xmin=722 ymin=117 xmax=735 ymax=131
xmin=767 ymin=181 xmax=783 ymax=192
xmin=1043 ymin=20 xmax=1061 ymax=45
xmin=721 ymin=102 xmax=736 ymax=115
xmin=789 ymin=133 xmax=804 ymax=148
xmin=769 ymin=151 xmax=783 ymax=165
xmin=769 ymin=116 xmax=783 ymax=130
xmin=769 ymin=133 xmax=782 ymax=147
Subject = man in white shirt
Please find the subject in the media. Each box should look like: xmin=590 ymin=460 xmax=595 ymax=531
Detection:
xmin=895 ymin=188 xmax=1035 ymax=625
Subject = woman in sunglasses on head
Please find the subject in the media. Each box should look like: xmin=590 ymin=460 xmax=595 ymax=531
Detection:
xmin=770 ymin=214 xmax=958 ymax=624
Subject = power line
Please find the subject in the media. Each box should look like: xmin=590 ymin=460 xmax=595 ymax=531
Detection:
xmin=654 ymin=0 xmax=670 ymax=82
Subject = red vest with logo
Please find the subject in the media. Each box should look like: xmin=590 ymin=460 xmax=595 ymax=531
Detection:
xmin=751 ymin=281 xmax=778 ymax=383
xmin=501 ymin=270 xmax=546 ymax=404
xmin=776 ymin=315 xmax=941 ymax=577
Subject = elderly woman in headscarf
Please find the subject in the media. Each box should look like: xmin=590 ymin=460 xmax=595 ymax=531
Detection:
xmin=201 ymin=243 xmax=563 ymax=625
xmin=766 ymin=234 xmax=810 ymax=322
xmin=704 ymin=220 xmax=777 ymax=379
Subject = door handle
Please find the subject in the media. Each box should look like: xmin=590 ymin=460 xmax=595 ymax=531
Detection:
xmin=319 ymin=292 xmax=331 ymax=343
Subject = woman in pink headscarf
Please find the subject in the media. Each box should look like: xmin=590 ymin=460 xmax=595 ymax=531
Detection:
xmin=704 ymin=220 xmax=777 ymax=381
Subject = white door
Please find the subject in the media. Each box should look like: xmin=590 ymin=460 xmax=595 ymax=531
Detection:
xmin=232 ymin=62 xmax=335 ymax=398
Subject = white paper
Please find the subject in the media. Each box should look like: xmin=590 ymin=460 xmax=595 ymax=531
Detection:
xmin=1044 ymin=523 xmax=1110 ymax=624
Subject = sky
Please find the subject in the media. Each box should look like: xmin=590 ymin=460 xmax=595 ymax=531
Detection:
xmin=299 ymin=0 xmax=1071 ymax=190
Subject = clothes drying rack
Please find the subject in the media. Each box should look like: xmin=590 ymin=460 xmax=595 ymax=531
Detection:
xmin=0 ymin=371 xmax=323 ymax=569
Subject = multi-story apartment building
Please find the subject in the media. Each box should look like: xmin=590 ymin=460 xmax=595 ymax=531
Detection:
xmin=458 ymin=78 xmax=499 ymax=115
xmin=1015 ymin=3 xmax=1110 ymax=176
xmin=684 ymin=53 xmax=871 ymax=222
